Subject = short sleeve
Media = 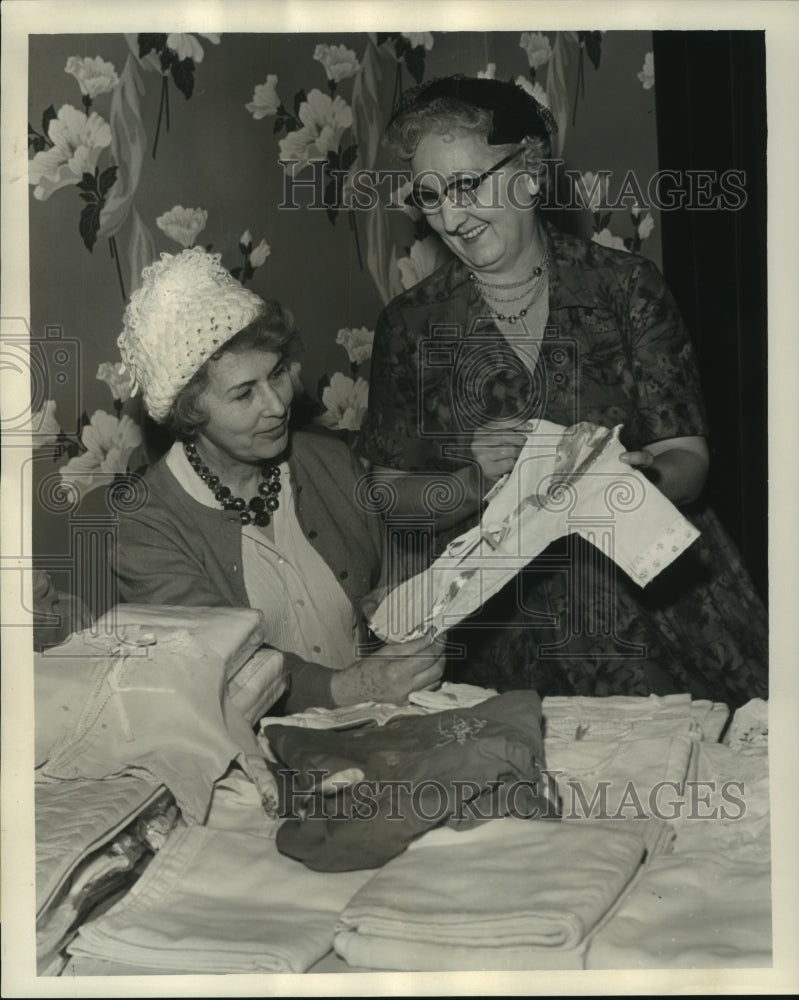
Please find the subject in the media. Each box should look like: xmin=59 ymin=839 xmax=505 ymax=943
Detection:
xmin=626 ymin=258 xmax=709 ymax=444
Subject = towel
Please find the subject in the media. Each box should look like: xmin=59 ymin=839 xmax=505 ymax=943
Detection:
xmin=333 ymin=816 xmax=650 ymax=971
xmin=67 ymin=825 xmax=375 ymax=974
xmin=370 ymin=421 xmax=701 ymax=642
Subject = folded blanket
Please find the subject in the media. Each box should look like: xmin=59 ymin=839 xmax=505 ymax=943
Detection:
xmin=333 ymin=816 xmax=650 ymax=971
xmin=67 ymin=825 xmax=374 ymax=974
xmin=370 ymin=421 xmax=701 ymax=642
xmin=264 ymin=691 xmax=553 ymax=871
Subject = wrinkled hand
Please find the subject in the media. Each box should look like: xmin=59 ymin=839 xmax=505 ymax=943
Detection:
xmin=470 ymin=426 xmax=527 ymax=487
xmin=330 ymin=635 xmax=445 ymax=707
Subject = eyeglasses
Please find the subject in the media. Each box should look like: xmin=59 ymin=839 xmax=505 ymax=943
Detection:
xmin=405 ymin=149 xmax=524 ymax=215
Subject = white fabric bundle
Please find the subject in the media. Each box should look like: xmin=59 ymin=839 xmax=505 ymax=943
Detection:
xmin=371 ymin=420 xmax=701 ymax=642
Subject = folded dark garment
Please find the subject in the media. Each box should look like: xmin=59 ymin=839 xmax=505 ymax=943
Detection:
xmin=264 ymin=691 xmax=557 ymax=871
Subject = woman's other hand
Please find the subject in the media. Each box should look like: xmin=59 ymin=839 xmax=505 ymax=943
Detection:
xmin=619 ymin=435 xmax=709 ymax=506
xmin=470 ymin=425 xmax=527 ymax=487
xmin=330 ymin=635 xmax=445 ymax=706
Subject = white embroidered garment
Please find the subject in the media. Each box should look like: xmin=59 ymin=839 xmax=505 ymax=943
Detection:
xmin=167 ymin=442 xmax=357 ymax=670
xmin=370 ymin=420 xmax=701 ymax=642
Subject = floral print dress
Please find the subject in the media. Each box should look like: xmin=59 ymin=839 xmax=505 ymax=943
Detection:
xmin=357 ymin=223 xmax=768 ymax=708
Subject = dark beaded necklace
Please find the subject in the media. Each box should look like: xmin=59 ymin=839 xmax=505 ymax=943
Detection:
xmin=184 ymin=441 xmax=281 ymax=527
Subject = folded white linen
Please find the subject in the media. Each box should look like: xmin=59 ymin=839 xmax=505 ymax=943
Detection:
xmin=333 ymin=816 xmax=648 ymax=971
xmin=67 ymin=825 xmax=374 ymax=974
xmin=585 ymin=851 xmax=772 ymax=968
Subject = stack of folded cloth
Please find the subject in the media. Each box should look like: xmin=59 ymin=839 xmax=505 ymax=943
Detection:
xmin=333 ymin=814 xmax=672 ymax=971
xmin=541 ymin=693 xmax=729 ymax=823
xmin=36 ymin=605 xmax=277 ymax=823
xmin=66 ymin=823 xmax=376 ymax=974
xmin=585 ymin=699 xmax=771 ymax=968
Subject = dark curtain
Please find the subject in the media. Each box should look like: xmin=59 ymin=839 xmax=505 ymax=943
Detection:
xmin=652 ymin=31 xmax=768 ymax=600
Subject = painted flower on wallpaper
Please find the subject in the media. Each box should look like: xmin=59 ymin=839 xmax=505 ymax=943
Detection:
xmin=477 ymin=63 xmax=497 ymax=80
xmin=519 ymin=32 xmax=552 ymax=70
xmin=397 ymin=236 xmax=451 ymax=291
xmin=166 ymin=33 xmax=221 ymax=65
xmin=97 ymin=361 xmax=135 ymax=404
xmin=638 ymin=52 xmax=655 ymax=90
xmin=59 ymin=411 xmax=143 ymax=498
xmin=591 ymin=227 xmax=628 ymax=252
xmin=336 ymin=326 xmax=375 ymax=367
xmin=313 ymin=44 xmax=360 ymax=86
xmin=156 ymin=205 xmax=208 ymax=248
xmin=316 ymin=373 xmax=370 ymax=432
xmin=28 ymin=105 xmax=112 ymax=201
xmin=250 ymin=238 xmax=271 ymax=267
xmin=513 ymin=75 xmax=550 ymax=109
xmin=299 ymin=90 xmax=354 ymax=157
xmin=637 ymin=212 xmax=655 ymax=241
xmin=26 ymin=400 xmax=62 ymax=447
xmin=64 ymin=56 xmax=119 ymax=101
xmin=246 ymin=75 xmax=281 ymax=119
xmin=402 ymin=33 xmax=434 ymax=52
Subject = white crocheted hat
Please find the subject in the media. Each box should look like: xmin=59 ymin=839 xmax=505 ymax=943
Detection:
xmin=118 ymin=248 xmax=264 ymax=422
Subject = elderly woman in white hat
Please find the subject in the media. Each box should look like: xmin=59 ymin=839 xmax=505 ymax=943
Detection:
xmin=114 ymin=247 xmax=443 ymax=715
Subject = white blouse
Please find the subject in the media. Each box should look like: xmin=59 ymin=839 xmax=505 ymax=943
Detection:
xmin=165 ymin=443 xmax=357 ymax=671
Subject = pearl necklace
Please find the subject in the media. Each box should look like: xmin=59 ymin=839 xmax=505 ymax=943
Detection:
xmin=470 ymin=243 xmax=552 ymax=324
xmin=184 ymin=441 xmax=281 ymax=526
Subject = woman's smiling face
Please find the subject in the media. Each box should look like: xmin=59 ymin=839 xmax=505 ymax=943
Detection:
xmin=410 ymin=130 xmax=539 ymax=277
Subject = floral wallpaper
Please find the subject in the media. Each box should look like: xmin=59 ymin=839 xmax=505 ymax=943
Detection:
xmin=27 ymin=30 xmax=659 ymax=615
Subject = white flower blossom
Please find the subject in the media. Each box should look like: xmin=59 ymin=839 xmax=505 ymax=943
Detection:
xmin=402 ymin=33 xmax=434 ymax=51
xmin=519 ymin=32 xmax=552 ymax=69
xmin=96 ymin=361 xmax=135 ymax=403
xmin=638 ymin=52 xmax=655 ymax=90
xmin=513 ymin=76 xmax=550 ymax=109
xmin=64 ymin=56 xmax=119 ymax=99
xmin=240 ymin=229 xmax=252 ymax=249
xmin=26 ymin=400 xmax=62 ymax=447
xmin=279 ymin=90 xmax=353 ymax=172
xmin=165 ymin=33 xmax=221 ymax=64
xmin=313 ymin=43 xmax=360 ymax=83
xmin=156 ymin=205 xmax=208 ymax=248
xmin=316 ymin=373 xmax=370 ymax=431
xmin=397 ymin=236 xmax=450 ymax=290
xmin=249 ymin=238 xmax=270 ymax=267
xmin=59 ymin=411 xmax=143 ymax=498
xmin=637 ymin=212 xmax=655 ymax=241
xmin=28 ymin=105 xmax=112 ymax=201
xmin=246 ymin=75 xmax=281 ymax=119
xmin=591 ymin=227 xmax=628 ymax=253
xmin=576 ymin=171 xmax=610 ymax=212
xmin=336 ymin=326 xmax=375 ymax=366
xmin=477 ymin=63 xmax=497 ymax=80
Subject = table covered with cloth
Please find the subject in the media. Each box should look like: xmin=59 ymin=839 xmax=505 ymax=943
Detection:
xmin=34 ymin=606 xmax=771 ymax=976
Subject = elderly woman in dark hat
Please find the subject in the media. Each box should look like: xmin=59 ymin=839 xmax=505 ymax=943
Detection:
xmin=114 ymin=247 xmax=444 ymax=718
xmin=357 ymin=75 xmax=767 ymax=707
